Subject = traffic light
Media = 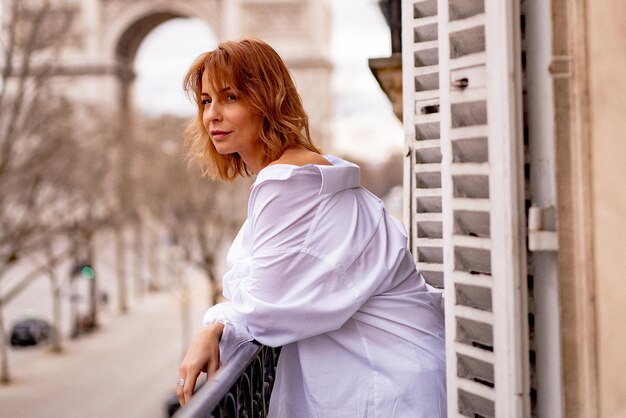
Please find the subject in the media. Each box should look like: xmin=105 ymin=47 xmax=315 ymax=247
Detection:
xmin=80 ymin=265 xmax=95 ymax=280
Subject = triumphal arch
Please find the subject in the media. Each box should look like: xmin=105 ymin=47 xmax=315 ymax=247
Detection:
xmin=7 ymin=0 xmax=333 ymax=147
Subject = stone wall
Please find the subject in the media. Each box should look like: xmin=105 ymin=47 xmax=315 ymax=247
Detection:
xmin=588 ymin=2 xmax=626 ymax=417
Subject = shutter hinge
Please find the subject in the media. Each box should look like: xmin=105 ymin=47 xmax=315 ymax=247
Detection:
xmin=528 ymin=206 xmax=558 ymax=251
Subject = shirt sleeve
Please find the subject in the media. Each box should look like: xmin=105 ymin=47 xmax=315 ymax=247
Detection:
xmin=202 ymin=302 xmax=254 ymax=365
xmin=204 ymin=175 xmax=383 ymax=348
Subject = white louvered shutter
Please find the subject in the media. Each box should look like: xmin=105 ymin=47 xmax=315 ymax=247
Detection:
xmin=401 ymin=0 xmax=444 ymax=289
xmin=402 ymin=1 xmax=531 ymax=416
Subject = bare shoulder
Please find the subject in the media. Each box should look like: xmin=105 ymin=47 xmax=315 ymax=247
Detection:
xmin=270 ymin=147 xmax=332 ymax=167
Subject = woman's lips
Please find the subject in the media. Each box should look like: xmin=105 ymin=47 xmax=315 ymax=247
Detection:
xmin=211 ymin=130 xmax=231 ymax=140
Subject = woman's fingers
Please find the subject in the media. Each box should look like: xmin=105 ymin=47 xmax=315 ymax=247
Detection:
xmin=177 ymin=324 xmax=225 ymax=406
xmin=177 ymin=358 xmax=206 ymax=407
xmin=176 ymin=376 xmax=186 ymax=406
xmin=182 ymin=368 xmax=201 ymax=406
xmin=176 ymin=366 xmax=193 ymax=407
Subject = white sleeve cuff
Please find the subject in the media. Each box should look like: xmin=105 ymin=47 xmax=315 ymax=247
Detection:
xmin=202 ymin=302 xmax=254 ymax=364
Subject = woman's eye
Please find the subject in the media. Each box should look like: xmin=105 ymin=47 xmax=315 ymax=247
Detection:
xmin=226 ymin=94 xmax=237 ymax=101
xmin=201 ymin=98 xmax=212 ymax=105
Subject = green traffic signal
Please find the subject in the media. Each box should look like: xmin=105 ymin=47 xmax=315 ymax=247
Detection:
xmin=80 ymin=265 xmax=95 ymax=280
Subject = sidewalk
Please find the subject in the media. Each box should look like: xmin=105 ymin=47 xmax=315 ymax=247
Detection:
xmin=0 ymin=289 xmax=208 ymax=418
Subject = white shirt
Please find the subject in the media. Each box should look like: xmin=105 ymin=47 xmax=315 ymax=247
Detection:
xmin=203 ymin=155 xmax=447 ymax=417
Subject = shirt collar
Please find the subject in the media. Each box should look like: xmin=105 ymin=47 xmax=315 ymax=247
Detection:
xmin=253 ymin=154 xmax=361 ymax=195
xmin=316 ymin=155 xmax=360 ymax=195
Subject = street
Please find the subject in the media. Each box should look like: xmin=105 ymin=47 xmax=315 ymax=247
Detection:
xmin=0 ymin=288 xmax=208 ymax=418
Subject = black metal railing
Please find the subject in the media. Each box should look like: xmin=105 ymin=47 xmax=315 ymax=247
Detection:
xmin=174 ymin=342 xmax=281 ymax=418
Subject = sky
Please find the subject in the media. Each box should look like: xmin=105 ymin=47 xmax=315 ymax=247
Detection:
xmin=134 ymin=0 xmax=403 ymax=163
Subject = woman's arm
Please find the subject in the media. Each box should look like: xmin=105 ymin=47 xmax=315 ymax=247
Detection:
xmin=220 ymin=178 xmax=383 ymax=347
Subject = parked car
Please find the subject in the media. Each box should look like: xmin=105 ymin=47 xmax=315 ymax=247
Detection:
xmin=10 ymin=318 xmax=52 ymax=347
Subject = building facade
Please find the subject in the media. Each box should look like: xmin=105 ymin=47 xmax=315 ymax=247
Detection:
xmin=396 ymin=0 xmax=626 ymax=417
xmin=1 ymin=0 xmax=333 ymax=148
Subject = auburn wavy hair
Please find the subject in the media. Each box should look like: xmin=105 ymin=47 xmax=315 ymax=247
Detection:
xmin=183 ymin=38 xmax=321 ymax=181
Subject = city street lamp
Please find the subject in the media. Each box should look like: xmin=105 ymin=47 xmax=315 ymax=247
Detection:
xmin=70 ymin=261 xmax=98 ymax=337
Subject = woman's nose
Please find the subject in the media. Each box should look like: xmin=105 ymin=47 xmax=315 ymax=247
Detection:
xmin=206 ymin=102 xmax=222 ymax=122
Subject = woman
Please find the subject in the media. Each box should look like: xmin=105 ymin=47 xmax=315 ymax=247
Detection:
xmin=177 ymin=38 xmax=447 ymax=417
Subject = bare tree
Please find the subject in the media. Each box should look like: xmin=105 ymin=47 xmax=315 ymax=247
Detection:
xmin=0 ymin=0 xmax=105 ymax=383
xmin=135 ymin=115 xmax=249 ymax=305
xmin=42 ymin=240 xmax=65 ymax=352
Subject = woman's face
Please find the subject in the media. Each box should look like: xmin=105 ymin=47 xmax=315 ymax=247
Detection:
xmin=201 ymin=70 xmax=263 ymax=159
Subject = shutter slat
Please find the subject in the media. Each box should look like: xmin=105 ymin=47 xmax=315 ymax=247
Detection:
xmin=452 ymin=271 xmax=493 ymax=287
xmin=450 ymin=125 xmax=488 ymax=140
xmin=449 ymin=51 xmax=486 ymax=69
xmin=414 ymin=162 xmax=442 ymax=172
xmin=416 ymin=262 xmax=444 ymax=272
xmin=454 ymin=341 xmax=495 ymax=363
xmin=452 ymin=235 xmax=491 ymax=250
xmin=415 ymin=212 xmax=443 ymax=221
xmin=449 ymin=87 xmax=488 ymax=104
xmin=414 ymin=139 xmax=441 ymax=149
xmin=414 ymin=188 xmax=442 ymax=197
xmin=415 ymin=237 xmax=444 ymax=247
xmin=413 ymin=14 xmax=438 ymax=27
xmin=412 ymin=111 xmax=440 ymax=124
xmin=455 ymin=305 xmax=494 ymax=325
xmin=447 ymin=13 xmax=486 ymax=33
xmin=457 ymin=378 xmax=496 ymax=401
xmin=450 ymin=162 xmax=490 ymax=176
xmin=413 ymin=64 xmax=439 ymax=76
xmin=451 ymin=197 xmax=490 ymax=212
xmin=415 ymin=89 xmax=441 ymax=101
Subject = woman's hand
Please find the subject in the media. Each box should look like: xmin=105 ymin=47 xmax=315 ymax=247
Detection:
xmin=177 ymin=322 xmax=225 ymax=407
